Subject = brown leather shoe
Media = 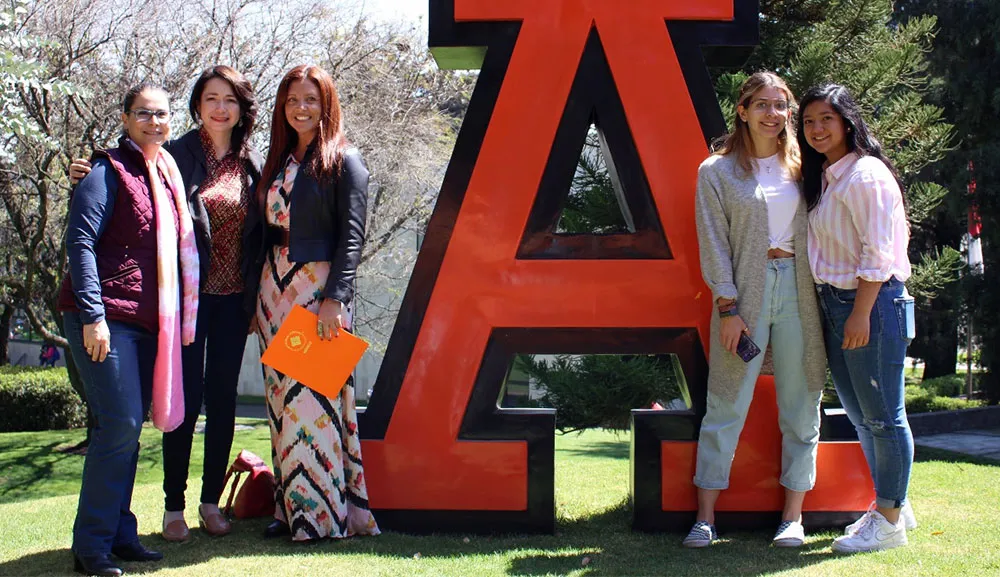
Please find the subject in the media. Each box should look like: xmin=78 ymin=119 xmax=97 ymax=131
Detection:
xmin=162 ymin=518 xmax=190 ymax=542
xmin=199 ymin=509 xmax=232 ymax=537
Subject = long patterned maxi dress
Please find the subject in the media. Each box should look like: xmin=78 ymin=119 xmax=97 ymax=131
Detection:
xmin=256 ymin=155 xmax=380 ymax=541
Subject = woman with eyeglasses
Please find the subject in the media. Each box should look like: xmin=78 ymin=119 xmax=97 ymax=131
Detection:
xmin=799 ymin=84 xmax=916 ymax=553
xmin=58 ymin=82 xmax=199 ymax=577
xmin=69 ymin=66 xmax=265 ymax=543
xmin=255 ymin=64 xmax=378 ymax=542
xmin=684 ymin=72 xmax=827 ymax=548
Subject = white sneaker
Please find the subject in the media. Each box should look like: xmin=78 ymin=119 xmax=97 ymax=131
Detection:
xmin=845 ymin=501 xmax=917 ymax=534
xmin=772 ymin=520 xmax=805 ymax=547
xmin=833 ymin=510 xmax=907 ymax=553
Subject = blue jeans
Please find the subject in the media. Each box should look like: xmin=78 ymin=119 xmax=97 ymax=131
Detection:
xmin=162 ymin=292 xmax=248 ymax=511
xmin=816 ymin=278 xmax=914 ymax=509
xmin=695 ymin=258 xmax=823 ymax=492
xmin=63 ymin=312 xmax=155 ymax=556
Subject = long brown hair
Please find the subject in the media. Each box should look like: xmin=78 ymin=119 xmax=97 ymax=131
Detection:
xmin=189 ymin=65 xmax=257 ymax=161
xmin=257 ymin=64 xmax=349 ymax=206
xmin=797 ymin=84 xmax=904 ymax=211
xmin=713 ymin=71 xmax=801 ymax=180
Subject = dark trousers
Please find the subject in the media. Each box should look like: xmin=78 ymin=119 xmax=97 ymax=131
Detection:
xmin=162 ymin=292 xmax=249 ymax=511
xmin=64 ymin=312 xmax=155 ymax=556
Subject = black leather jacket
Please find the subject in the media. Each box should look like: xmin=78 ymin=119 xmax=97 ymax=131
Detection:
xmin=167 ymin=129 xmax=264 ymax=317
xmin=266 ymin=146 xmax=369 ymax=306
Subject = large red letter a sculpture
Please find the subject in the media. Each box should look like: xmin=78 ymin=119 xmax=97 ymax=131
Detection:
xmin=357 ymin=0 xmax=873 ymax=533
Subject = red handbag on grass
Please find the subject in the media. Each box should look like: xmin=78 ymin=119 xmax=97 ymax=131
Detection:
xmin=222 ymin=449 xmax=276 ymax=519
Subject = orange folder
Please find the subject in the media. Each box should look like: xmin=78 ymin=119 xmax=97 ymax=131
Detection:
xmin=260 ymin=305 xmax=369 ymax=399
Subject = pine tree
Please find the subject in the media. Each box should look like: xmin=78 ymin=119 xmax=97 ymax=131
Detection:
xmin=557 ymin=128 xmax=629 ymax=234
xmin=895 ymin=0 xmax=1000 ymax=401
xmin=716 ymin=0 xmax=959 ymax=376
xmin=517 ymin=1 xmax=962 ymax=426
xmin=515 ymin=354 xmax=683 ymax=433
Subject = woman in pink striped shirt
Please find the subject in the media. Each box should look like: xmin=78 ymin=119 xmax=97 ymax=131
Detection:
xmin=798 ymin=84 xmax=917 ymax=554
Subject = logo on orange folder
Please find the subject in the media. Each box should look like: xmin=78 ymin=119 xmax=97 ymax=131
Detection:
xmin=262 ymin=305 xmax=368 ymax=399
xmin=285 ymin=331 xmax=313 ymax=354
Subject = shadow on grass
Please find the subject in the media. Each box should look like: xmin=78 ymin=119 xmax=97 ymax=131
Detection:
xmin=0 ymin=421 xmax=272 ymax=506
xmin=558 ymin=439 xmax=630 ymax=461
xmin=0 ymin=423 xmax=920 ymax=576
xmin=0 ymin=498 xmax=841 ymax=577
xmin=0 ymin=439 xmax=80 ymax=503
xmin=914 ymin=445 xmax=1000 ymax=466
xmin=0 ymin=433 xmax=841 ymax=577
xmin=0 ymin=435 xmax=164 ymax=505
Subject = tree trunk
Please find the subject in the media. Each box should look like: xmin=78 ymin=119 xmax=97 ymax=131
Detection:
xmin=0 ymin=304 xmax=11 ymax=366
xmin=921 ymin=309 xmax=959 ymax=380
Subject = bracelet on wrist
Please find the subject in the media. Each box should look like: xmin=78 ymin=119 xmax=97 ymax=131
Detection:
xmin=718 ymin=307 xmax=739 ymax=318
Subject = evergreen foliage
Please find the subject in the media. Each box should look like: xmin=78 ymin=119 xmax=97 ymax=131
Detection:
xmin=528 ymin=0 xmax=969 ymax=428
xmin=718 ymin=0 xmax=956 ymax=298
xmin=895 ymin=0 xmax=1000 ymax=399
xmin=556 ymin=128 xmax=629 ymax=234
xmin=0 ymin=367 xmax=85 ymax=432
xmin=716 ymin=1 xmax=955 ymax=307
xmin=734 ymin=0 xmax=963 ymax=380
xmin=720 ymin=1 xmax=960 ymax=380
xmin=515 ymin=354 xmax=682 ymax=433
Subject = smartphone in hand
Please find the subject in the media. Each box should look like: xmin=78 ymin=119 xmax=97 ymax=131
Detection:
xmin=736 ymin=332 xmax=761 ymax=363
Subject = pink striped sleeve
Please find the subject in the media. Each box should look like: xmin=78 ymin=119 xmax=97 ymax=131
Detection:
xmin=847 ymin=164 xmax=899 ymax=283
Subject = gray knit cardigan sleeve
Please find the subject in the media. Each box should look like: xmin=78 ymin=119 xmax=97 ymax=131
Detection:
xmin=694 ymin=155 xmax=739 ymax=303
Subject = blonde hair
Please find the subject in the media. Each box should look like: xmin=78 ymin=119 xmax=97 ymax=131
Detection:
xmin=713 ymin=71 xmax=801 ymax=180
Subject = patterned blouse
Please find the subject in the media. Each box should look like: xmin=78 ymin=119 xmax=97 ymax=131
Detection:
xmin=199 ymin=128 xmax=248 ymax=295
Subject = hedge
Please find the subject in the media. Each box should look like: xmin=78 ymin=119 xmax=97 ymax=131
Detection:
xmin=904 ymin=385 xmax=985 ymax=414
xmin=918 ymin=374 xmax=978 ymax=398
xmin=0 ymin=367 xmax=87 ymax=432
xmin=824 ymin=375 xmax=985 ymax=414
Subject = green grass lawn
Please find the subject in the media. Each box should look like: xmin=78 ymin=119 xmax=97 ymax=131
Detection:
xmin=1 ymin=423 xmax=997 ymax=576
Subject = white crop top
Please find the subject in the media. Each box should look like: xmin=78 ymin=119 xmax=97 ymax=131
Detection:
xmin=753 ymin=154 xmax=797 ymax=253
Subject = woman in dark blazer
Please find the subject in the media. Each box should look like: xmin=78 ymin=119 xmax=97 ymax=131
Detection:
xmin=70 ymin=65 xmax=264 ymax=541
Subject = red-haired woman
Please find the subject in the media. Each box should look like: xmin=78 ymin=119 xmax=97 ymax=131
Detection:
xmin=255 ymin=64 xmax=379 ymax=541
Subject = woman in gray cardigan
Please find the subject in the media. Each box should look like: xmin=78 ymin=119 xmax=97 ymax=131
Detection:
xmin=683 ymin=72 xmax=827 ymax=549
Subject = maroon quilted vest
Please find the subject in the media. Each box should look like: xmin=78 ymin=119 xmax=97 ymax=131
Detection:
xmin=58 ymin=146 xmax=178 ymax=333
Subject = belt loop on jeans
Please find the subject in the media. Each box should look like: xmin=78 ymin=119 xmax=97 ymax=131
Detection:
xmin=268 ymin=226 xmax=290 ymax=247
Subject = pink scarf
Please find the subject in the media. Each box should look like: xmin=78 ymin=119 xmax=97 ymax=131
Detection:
xmin=146 ymin=148 xmax=199 ymax=432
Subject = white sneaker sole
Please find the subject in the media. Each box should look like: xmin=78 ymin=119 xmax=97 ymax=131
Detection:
xmin=773 ymin=537 xmax=804 ymax=548
xmin=832 ymin=535 xmax=908 ymax=553
xmin=845 ymin=506 xmax=917 ymax=534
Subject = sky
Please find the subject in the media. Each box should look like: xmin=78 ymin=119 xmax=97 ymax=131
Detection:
xmin=364 ymin=0 xmax=429 ymax=24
